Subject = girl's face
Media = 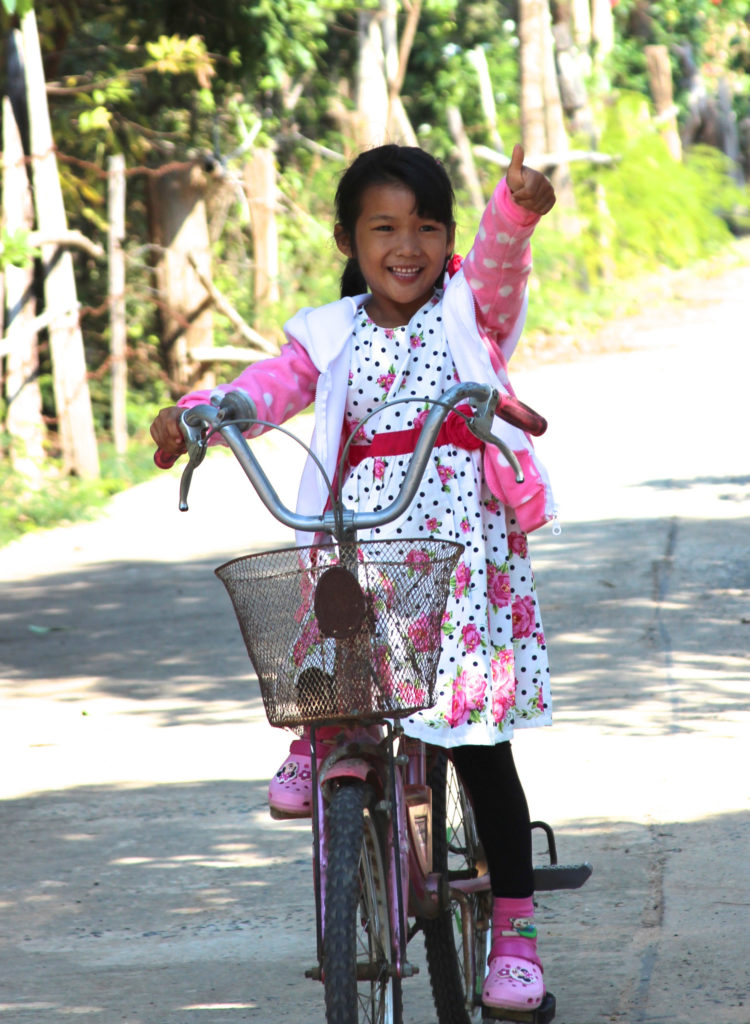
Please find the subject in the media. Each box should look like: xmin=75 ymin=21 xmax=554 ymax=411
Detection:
xmin=335 ymin=183 xmax=455 ymax=328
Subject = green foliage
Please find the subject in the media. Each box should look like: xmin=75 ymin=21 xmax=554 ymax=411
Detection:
xmin=0 ymin=0 xmax=33 ymax=16
xmin=0 ymin=434 xmax=159 ymax=548
xmin=611 ymin=0 xmax=750 ymax=117
xmin=593 ymin=96 xmax=735 ymax=267
xmin=275 ymin=156 xmax=345 ymax=308
xmin=3 ymin=0 xmax=749 ymax=548
xmin=0 ymin=228 xmax=39 ymax=270
xmin=525 ymin=92 xmax=746 ymax=334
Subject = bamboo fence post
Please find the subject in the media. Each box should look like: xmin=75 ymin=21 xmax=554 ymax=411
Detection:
xmin=244 ymin=149 xmax=280 ymax=317
xmin=645 ymin=45 xmax=682 ymax=161
xmin=21 ymin=8 xmax=100 ymax=477
xmin=108 ymin=154 xmax=127 ymax=454
xmin=3 ymin=30 xmax=45 ymax=481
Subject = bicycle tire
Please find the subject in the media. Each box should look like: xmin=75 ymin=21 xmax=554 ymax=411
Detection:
xmin=420 ymin=752 xmax=491 ymax=1023
xmin=323 ymin=781 xmax=403 ymax=1024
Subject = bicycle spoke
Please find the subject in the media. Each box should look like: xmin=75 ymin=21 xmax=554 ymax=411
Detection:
xmin=420 ymin=753 xmax=491 ymax=1024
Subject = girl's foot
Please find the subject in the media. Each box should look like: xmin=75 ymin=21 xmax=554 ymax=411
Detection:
xmin=483 ymin=895 xmax=545 ymax=1011
xmin=268 ymin=726 xmax=341 ymax=819
xmin=482 ymin=954 xmax=545 ymax=1011
xmin=268 ymin=738 xmax=318 ymax=818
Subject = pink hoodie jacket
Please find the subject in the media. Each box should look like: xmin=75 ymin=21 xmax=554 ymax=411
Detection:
xmin=179 ymin=179 xmax=554 ymax=535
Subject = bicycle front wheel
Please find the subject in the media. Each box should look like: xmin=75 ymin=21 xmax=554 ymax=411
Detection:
xmin=421 ymin=752 xmax=491 ymax=1023
xmin=323 ymin=781 xmax=403 ymax=1024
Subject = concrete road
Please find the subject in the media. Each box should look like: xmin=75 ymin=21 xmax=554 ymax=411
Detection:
xmin=1 ymin=251 xmax=748 ymax=1024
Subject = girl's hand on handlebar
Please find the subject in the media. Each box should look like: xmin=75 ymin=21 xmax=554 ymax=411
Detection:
xmin=150 ymin=406 xmax=186 ymax=466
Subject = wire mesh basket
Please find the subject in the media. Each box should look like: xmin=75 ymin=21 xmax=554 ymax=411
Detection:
xmin=215 ymin=538 xmax=464 ymax=727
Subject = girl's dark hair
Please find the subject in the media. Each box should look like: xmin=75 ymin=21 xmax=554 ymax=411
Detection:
xmin=335 ymin=145 xmax=455 ymax=298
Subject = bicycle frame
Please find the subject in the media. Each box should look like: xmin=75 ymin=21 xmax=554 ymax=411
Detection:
xmin=161 ymin=382 xmax=589 ymax=1024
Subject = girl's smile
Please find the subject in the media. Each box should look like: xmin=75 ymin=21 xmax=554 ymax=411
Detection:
xmin=335 ymin=183 xmax=455 ymax=328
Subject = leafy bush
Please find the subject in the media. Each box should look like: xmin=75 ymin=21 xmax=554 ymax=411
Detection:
xmin=0 ymin=435 xmax=159 ymax=548
xmin=524 ymin=93 xmax=747 ymax=334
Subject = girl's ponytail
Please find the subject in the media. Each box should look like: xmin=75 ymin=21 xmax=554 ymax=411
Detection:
xmin=340 ymin=257 xmax=368 ymax=298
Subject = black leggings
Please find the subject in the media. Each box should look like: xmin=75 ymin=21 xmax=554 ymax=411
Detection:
xmin=451 ymin=742 xmax=533 ymax=899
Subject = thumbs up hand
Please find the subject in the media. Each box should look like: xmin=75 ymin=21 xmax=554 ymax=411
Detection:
xmin=506 ymin=144 xmax=556 ymax=216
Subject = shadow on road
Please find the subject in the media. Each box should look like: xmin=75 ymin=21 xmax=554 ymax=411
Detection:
xmin=0 ymin=778 xmax=318 ymax=1023
xmin=0 ymin=777 xmax=746 ymax=1024
xmin=1 ymin=555 xmax=261 ymax=722
xmin=2 ymin=504 xmax=748 ymax=737
xmin=1 ymin=487 xmax=749 ymax=1022
xmin=531 ymin=510 xmax=750 ymax=738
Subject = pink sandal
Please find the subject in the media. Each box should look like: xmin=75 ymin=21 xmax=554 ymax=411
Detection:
xmin=482 ymin=896 xmax=545 ymax=1011
xmin=482 ymin=954 xmax=544 ymax=1011
xmin=268 ymin=738 xmax=320 ymax=819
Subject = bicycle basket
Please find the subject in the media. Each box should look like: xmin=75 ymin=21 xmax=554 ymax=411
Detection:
xmin=214 ymin=538 xmax=464 ymax=727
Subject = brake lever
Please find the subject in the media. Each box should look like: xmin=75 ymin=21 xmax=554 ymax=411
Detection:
xmin=467 ymin=388 xmax=525 ymax=484
xmin=178 ymin=414 xmax=209 ymax=511
xmin=175 ymin=393 xmax=258 ymax=511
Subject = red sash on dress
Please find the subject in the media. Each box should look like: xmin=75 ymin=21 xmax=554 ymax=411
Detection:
xmin=347 ymin=404 xmax=483 ymax=467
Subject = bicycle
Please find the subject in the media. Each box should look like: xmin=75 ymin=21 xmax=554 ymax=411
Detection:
xmin=156 ymin=381 xmax=592 ymax=1024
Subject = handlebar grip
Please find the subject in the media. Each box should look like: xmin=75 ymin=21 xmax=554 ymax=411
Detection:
xmin=154 ymin=448 xmax=182 ymax=469
xmin=496 ymin=394 xmax=547 ymax=436
xmin=217 ymin=389 xmax=258 ymax=426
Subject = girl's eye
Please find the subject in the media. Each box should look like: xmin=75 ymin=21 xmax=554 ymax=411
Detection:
xmin=370 ymin=222 xmax=442 ymax=234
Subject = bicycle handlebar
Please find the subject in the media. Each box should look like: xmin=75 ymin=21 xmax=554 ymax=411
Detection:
xmin=153 ymin=448 xmax=182 ymax=470
xmin=155 ymin=382 xmax=547 ymax=542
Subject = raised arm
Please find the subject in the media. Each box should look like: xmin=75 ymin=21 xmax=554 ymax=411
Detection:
xmin=462 ymin=145 xmax=555 ymax=363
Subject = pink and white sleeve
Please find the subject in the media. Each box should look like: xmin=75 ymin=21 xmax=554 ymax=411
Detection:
xmin=461 ymin=179 xmax=540 ymax=362
xmin=177 ymin=338 xmax=319 ymax=437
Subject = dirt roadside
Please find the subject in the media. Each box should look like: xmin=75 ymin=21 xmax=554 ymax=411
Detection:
xmin=0 ymin=246 xmax=748 ymax=1024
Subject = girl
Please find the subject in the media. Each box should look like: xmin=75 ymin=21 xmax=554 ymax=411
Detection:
xmin=151 ymin=142 xmax=556 ymax=1013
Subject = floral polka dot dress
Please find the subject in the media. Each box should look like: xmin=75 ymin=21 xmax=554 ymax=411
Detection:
xmin=341 ymin=294 xmax=552 ymax=748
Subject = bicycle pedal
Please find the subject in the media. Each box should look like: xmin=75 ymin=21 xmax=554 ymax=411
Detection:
xmin=482 ymin=991 xmax=556 ymax=1023
xmin=268 ymin=806 xmax=312 ymax=821
xmin=533 ymin=861 xmax=593 ymax=891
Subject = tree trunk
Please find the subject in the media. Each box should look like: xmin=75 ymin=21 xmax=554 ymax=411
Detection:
xmin=147 ymin=162 xmax=215 ymax=392
xmin=520 ymin=0 xmax=577 ymax=221
xmin=739 ymin=117 xmax=750 ymax=184
xmin=591 ymin=0 xmax=616 ymax=64
xmin=553 ymin=19 xmax=596 ymax=142
xmin=467 ymin=46 xmax=504 ymax=153
xmin=383 ymin=0 xmax=418 ymax=146
xmin=518 ymin=0 xmax=548 ymax=161
xmin=108 ymin=154 xmax=127 ymax=455
xmin=352 ymin=0 xmax=419 ymax=149
xmin=446 ymin=105 xmax=484 ymax=211
xmin=3 ymin=30 xmax=45 ymax=483
xmin=675 ymin=43 xmax=721 ymax=152
xmin=570 ymin=0 xmax=592 ymax=50
xmin=717 ymin=77 xmax=744 ymax=185
xmin=355 ymin=7 xmax=390 ymax=147
xmin=645 ymin=44 xmax=682 ymax=160
xmin=21 ymin=9 xmax=100 ymax=478
xmin=244 ymin=148 xmax=280 ymax=325
xmin=540 ymin=1 xmax=574 ymax=202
